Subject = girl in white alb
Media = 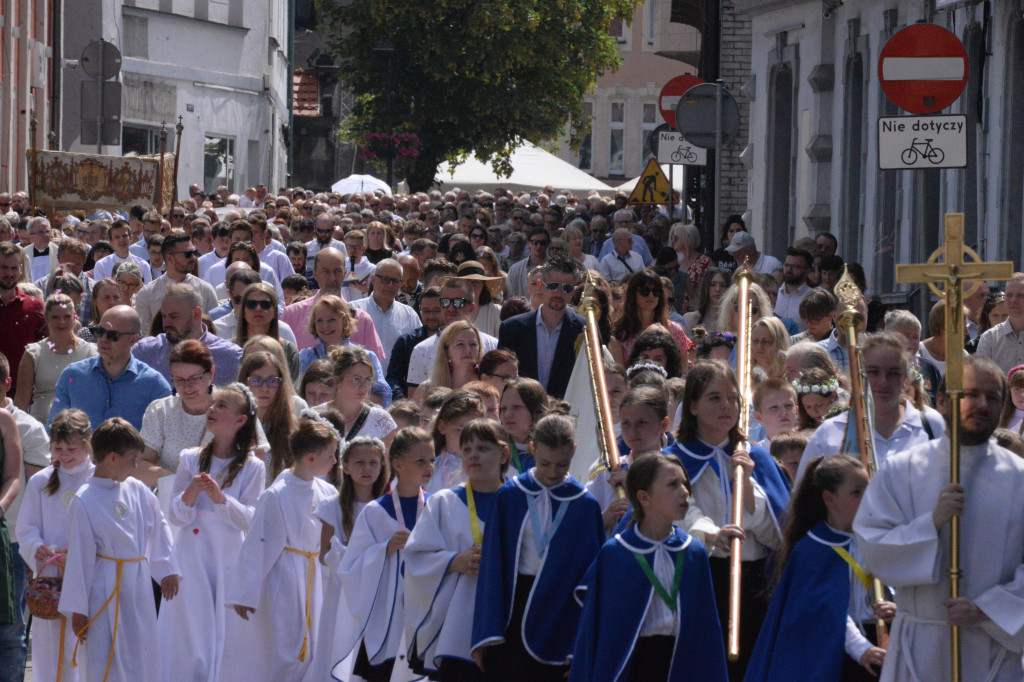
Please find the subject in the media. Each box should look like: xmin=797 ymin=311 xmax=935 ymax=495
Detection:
xmin=15 ymin=409 xmax=95 ymax=682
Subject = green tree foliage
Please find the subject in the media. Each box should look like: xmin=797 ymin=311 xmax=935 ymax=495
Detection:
xmin=317 ymin=0 xmax=640 ymax=190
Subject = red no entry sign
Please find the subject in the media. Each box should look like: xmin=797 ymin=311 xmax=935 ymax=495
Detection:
xmin=879 ymin=24 xmax=968 ymax=115
xmin=659 ymin=75 xmax=703 ymax=129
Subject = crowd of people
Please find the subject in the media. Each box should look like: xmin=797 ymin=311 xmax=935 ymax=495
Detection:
xmin=0 ymin=180 xmax=1021 ymax=682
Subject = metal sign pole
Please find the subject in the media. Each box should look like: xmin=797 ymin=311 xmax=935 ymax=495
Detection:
xmin=714 ymin=78 xmax=723 ymax=244
xmin=96 ymin=39 xmax=105 ymax=154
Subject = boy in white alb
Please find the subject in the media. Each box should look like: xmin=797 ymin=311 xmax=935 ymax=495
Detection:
xmin=226 ymin=416 xmax=339 ymax=681
xmin=58 ymin=418 xmax=180 ymax=682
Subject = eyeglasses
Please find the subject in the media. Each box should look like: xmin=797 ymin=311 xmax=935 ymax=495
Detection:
xmin=315 ymin=228 xmax=333 ymax=235
xmin=232 ymin=295 xmax=244 ymax=305
xmin=244 ymin=299 xmax=274 ymax=310
xmin=543 ymin=281 xmax=575 ymax=294
xmin=171 ymin=213 xmax=186 ymax=219
xmin=171 ymin=249 xmax=198 ymax=259
xmin=171 ymin=371 xmax=208 ymax=387
xmin=0 ymin=202 xmax=10 ymax=207
xmin=439 ymin=297 xmax=469 ymax=309
xmin=116 ymin=279 xmax=141 ymax=290
xmin=89 ymin=326 xmax=133 ymax=342
xmin=375 ymin=274 xmax=402 ymax=286
xmin=470 ymin=233 xmax=486 ymax=240
xmin=247 ymin=376 xmax=282 ymax=389
xmin=483 ymin=371 xmax=516 ymax=382
xmin=530 ymin=239 xmax=550 ymax=247
xmin=636 ymin=286 xmax=662 ymax=298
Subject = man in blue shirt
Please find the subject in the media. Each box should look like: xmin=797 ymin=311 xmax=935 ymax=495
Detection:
xmin=49 ymin=305 xmax=171 ymax=428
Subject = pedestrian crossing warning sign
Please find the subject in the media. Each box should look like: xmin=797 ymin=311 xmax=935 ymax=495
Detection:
xmin=627 ymin=158 xmax=671 ymax=205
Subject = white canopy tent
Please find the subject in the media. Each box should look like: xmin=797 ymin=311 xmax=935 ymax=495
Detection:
xmin=435 ymin=141 xmax=615 ymax=193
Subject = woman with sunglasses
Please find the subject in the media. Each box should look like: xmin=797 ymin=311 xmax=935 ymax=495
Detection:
xmin=14 ymin=294 xmax=97 ymax=423
xmin=233 ymin=282 xmax=302 ymax=385
xmin=299 ymin=294 xmax=391 ymax=405
xmin=682 ymin=268 xmax=730 ymax=334
xmin=237 ymin=350 xmax=299 ymax=483
xmin=715 ymin=280 xmax=774 ymax=336
xmin=612 ymin=270 xmax=693 ymax=368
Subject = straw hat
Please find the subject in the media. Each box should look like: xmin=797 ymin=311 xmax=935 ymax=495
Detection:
xmin=439 ymin=260 xmax=506 ymax=298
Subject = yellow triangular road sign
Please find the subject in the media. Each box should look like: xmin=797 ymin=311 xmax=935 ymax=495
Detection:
xmin=627 ymin=158 xmax=671 ymax=205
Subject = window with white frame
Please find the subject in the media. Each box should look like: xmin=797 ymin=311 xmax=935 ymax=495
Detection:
xmin=610 ymin=16 xmax=631 ymax=50
xmin=609 ymin=101 xmax=625 ymax=176
xmin=642 ymin=102 xmax=658 ymax=161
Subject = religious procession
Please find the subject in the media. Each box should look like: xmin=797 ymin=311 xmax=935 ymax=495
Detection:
xmin=1 ymin=0 xmax=1023 ymax=681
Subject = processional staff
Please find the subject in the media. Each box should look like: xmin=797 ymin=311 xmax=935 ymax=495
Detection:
xmin=895 ymin=214 xmax=1012 ymax=682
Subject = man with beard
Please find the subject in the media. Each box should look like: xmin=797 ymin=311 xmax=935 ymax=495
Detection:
xmin=131 ymin=283 xmax=241 ymax=386
xmin=305 ymin=213 xmax=347 ymax=263
xmin=0 ymin=241 xmax=45 ymax=395
xmin=49 ymin=305 xmax=170 ymax=428
xmin=498 ymin=255 xmax=583 ymax=399
xmin=134 ymin=232 xmax=218 ymax=332
xmin=775 ymin=247 xmax=814 ymax=326
xmin=855 ymin=356 xmax=1024 ymax=682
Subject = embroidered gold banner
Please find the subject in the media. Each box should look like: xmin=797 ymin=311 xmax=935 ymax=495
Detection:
xmin=28 ymin=150 xmax=175 ymax=212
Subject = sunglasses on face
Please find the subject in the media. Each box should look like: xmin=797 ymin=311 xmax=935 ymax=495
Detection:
xmin=171 ymin=213 xmax=186 ymax=219
xmin=171 ymin=249 xmax=198 ymax=259
xmin=636 ymin=286 xmax=662 ymax=297
xmin=247 ymin=376 xmax=282 ymax=389
xmin=543 ymin=281 xmax=575 ymax=294
xmin=244 ymin=299 xmax=274 ymax=310
xmin=439 ymin=297 xmax=469 ymax=309
xmin=530 ymin=240 xmax=550 ymax=247
xmin=89 ymin=326 xmax=133 ymax=342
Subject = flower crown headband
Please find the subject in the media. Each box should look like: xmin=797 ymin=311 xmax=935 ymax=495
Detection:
xmin=299 ymin=408 xmax=342 ymax=443
xmin=792 ymin=376 xmax=839 ymax=395
xmin=229 ymin=381 xmax=258 ymax=416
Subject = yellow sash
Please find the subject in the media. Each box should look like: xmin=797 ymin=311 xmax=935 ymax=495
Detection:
xmin=832 ymin=546 xmax=873 ymax=591
xmin=466 ymin=483 xmax=482 ymax=546
xmin=72 ymin=555 xmax=146 ymax=681
xmin=284 ymin=546 xmax=319 ymax=662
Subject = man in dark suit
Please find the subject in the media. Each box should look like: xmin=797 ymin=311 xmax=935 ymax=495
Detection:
xmin=498 ymin=255 xmax=583 ymax=399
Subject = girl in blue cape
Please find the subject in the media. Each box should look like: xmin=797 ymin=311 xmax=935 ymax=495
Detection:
xmin=662 ymin=360 xmax=791 ymax=679
xmin=471 ymin=413 xmax=605 ymax=680
xmin=570 ymin=452 xmax=728 ymax=682
xmin=744 ymin=455 xmax=894 ymax=682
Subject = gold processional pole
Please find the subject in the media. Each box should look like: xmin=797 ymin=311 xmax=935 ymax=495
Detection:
xmin=728 ymin=263 xmax=754 ymax=662
xmin=173 ymin=116 xmax=184 ymax=209
xmin=579 ymin=273 xmax=623 ymax=497
xmin=835 ymin=266 xmax=889 ymax=649
xmin=895 ymin=215 xmax=1012 ymax=682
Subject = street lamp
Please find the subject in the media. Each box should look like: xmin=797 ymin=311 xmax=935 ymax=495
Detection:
xmin=373 ymin=40 xmax=397 ymax=190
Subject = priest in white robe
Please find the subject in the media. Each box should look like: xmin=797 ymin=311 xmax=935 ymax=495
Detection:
xmin=854 ymin=357 xmax=1024 ymax=682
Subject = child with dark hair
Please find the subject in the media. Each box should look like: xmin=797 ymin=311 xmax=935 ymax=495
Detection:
xmin=746 ymin=455 xmax=894 ymax=681
xmin=58 ymin=418 xmax=180 ymax=682
xmin=570 ymin=453 xmax=727 ymax=681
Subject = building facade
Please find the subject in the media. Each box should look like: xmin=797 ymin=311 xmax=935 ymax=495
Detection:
xmin=554 ymin=0 xmax=701 ymax=183
xmin=61 ymin=0 xmax=290 ymax=197
xmin=736 ymin=0 xmax=1017 ymax=298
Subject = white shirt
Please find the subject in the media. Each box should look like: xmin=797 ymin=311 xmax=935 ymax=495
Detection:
xmin=205 ymin=258 xmax=285 ymax=302
xmin=2 ymin=399 xmax=50 ymax=525
xmin=350 ymin=295 xmax=421 ymax=372
xmin=976 ymin=318 xmax=1024 ymax=374
xmin=258 ymin=243 xmax=296 ymax=284
xmin=753 ymin=252 xmax=783 ymax=275
xmin=134 ymin=273 xmax=220 ymax=333
xmin=406 ymin=328 xmax=498 ymax=386
xmin=93 ymin=252 xmax=154 ymax=283
xmin=774 ymin=282 xmax=811 ymax=326
xmin=634 ymin=527 xmax=681 ymax=637
xmin=598 ymin=250 xmax=644 ymax=284
xmin=305 ymin=238 xmax=348 ymax=263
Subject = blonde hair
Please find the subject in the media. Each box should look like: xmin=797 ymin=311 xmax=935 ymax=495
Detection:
xmin=716 ymin=281 xmax=773 ymax=333
xmin=428 ymin=320 xmax=483 ymax=389
xmin=752 ymin=316 xmax=790 ymax=379
xmin=307 ymin=294 xmax=358 ymax=340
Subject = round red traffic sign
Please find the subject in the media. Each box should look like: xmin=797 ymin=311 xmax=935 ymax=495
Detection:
xmin=878 ymin=24 xmax=968 ymax=115
xmin=659 ymin=75 xmax=703 ymax=129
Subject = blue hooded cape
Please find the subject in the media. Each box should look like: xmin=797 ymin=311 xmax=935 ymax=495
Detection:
xmin=743 ymin=521 xmax=854 ymax=682
xmin=664 ymin=439 xmax=791 ymax=525
xmin=471 ymin=471 xmax=605 ymax=664
xmin=569 ymin=525 xmax=728 ymax=682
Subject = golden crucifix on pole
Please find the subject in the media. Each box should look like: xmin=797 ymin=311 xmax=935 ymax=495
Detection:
xmin=895 ymin=213 xmax=1013 ymax=682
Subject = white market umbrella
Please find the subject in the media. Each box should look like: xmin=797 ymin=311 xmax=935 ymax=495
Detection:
xmin=331 ymin=174 xmax=392 ymax=196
